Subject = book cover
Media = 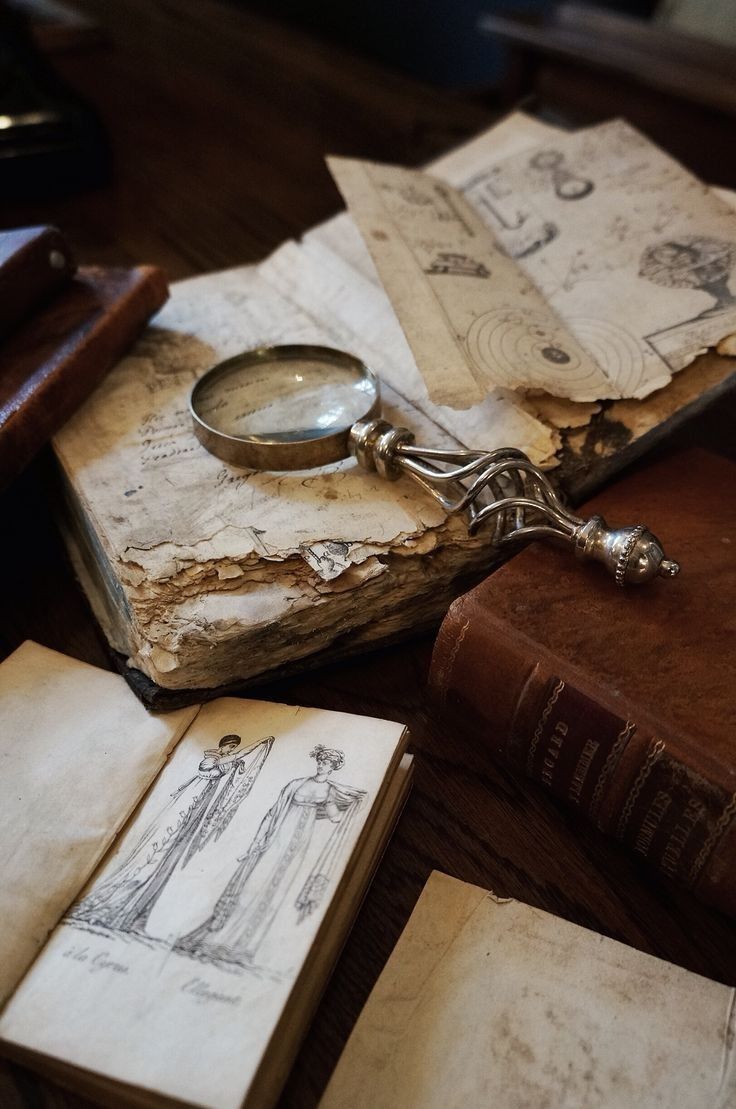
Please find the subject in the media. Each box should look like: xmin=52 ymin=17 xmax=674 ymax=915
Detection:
xmin=429 ymin=448 xmax=736 ymax=916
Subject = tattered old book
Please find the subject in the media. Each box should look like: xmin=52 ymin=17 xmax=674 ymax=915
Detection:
xmin=321 ymin=872 xmax=736 ymax=1109
xmin=0 ymin=642 xmax=411 ymax=1108
xmin=52 ymin=113 xmax=736 ymax=702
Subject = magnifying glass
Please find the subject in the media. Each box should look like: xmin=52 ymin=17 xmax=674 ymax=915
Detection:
xmin=190 ymin=344 xmax=679 ymax=587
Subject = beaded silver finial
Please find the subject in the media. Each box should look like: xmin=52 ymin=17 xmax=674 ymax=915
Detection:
xmin=349 ymin=418 xmax=679 ymax=586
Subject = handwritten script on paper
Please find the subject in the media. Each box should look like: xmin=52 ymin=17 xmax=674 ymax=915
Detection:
xmin=51 ymin=113 xmax=736 ymax=692
xmin=329 ymin=120 xmax=736 ymax=408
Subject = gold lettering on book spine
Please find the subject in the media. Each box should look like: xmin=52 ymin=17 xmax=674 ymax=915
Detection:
xmin=588 ymin=720 xmax=636 ymax=825
xmin=526 ymin=680 xmax=565 ymax=776
xmin=569 ymin=739 xmax=600 ymax=805
xmin=540 ymin=719 xmax=569 ymax=787
xmin=688 ymin=792 xmax=736 ymax=886
xmin=660 ymin=795 xmax=707 ymax=877
xmin=616 ymin=738 xmax=666 ymax=839
xmin=634 ymin=790 xmax=672 ymax=856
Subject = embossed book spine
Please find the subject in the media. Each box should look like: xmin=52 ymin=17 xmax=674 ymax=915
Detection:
xmin=429 ymin=449 xmax=736 ymax=918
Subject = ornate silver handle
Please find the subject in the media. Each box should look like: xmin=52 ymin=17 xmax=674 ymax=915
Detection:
xmin=349 ymin=418 xmax=680 ymax=586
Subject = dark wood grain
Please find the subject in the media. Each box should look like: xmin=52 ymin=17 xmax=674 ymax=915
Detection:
xmin=1 ymin=2 xmax=736 ymax=1107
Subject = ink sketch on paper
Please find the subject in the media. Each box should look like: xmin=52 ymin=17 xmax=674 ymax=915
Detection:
xmin=65 ymin=704 xmax=368 ymax=982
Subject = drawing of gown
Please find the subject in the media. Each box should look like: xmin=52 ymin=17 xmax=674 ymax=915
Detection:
xmin=175 ymin=774 xmax=365 ymax=966
xmin=67 ymin=738 xmax=273 ymax=934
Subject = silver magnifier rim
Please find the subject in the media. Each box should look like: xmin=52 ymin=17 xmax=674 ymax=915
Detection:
xmin=189 ymin=344 xmax=382 ymax=470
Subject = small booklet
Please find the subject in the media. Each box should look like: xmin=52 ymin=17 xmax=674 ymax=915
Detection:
xmin=0 ymin=642 xmax=411 ymax=1108
xmin=321 ymin=872 xmax=736 ymax=1108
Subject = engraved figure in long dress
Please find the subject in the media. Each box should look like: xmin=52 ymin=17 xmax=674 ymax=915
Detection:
xmin=68 ymin=734 xmax=274 ymax=934
xmin=175 ymin=746 xmax=366 ymax=967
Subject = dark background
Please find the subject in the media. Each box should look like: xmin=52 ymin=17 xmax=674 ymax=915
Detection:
xmin=1 ymin=1 xmax=736 ymax=1106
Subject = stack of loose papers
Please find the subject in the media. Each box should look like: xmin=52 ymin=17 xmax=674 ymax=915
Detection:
xmin=53 ymin=113 xmax=736 ymax=697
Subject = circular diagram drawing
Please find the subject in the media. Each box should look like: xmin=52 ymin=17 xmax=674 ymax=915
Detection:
xmin=466 ymin=309 xmax=647 ymax=397
xmin=465 ymin=309 xmax=602 ymax=395
xmin=565 ymin=317 xmax=646 ymax=396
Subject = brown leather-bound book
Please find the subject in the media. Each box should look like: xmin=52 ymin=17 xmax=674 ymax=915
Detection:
xmin=0 ymin=261 xmax=168 ymax=488
xmin=429 ymin=449 xmax=736 ymax=917
xmin=0 ymin=226 xmax=76 ymax=338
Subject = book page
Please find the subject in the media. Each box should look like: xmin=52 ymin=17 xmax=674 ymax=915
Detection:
xmin=328 ymin=156 xmax=606 ymax=406
xmin=487 ymin=119 xmax=736 ymax=387
xmin=54 ymin=265 xmax=450 ymax=586
xmin=306 ymin=113 xmax=563 ymax=277
xmin=48 ymin=113 xmax=570 ymax=694
xmin=328 ymin=120 xmax=736 ymax=408
xmin=53 ymin=261 xmax=493 ymax=687
xmin=258 ymin=238 xmax=558 ymax=461
xmin=305 ymin=114 xmax=601 ymax=445
xmin=0 ymin=643 xmax=196 ymax=1008
xmin=52 ymin=112 xmax=734 ymax=693
xmin=0 ymin=698 xmax=406 ymax=1109
xmin=321 ymin=872 xmax=736 ymax=1108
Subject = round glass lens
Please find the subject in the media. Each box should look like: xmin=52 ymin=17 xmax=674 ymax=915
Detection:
xmin=193 ymin=350 xmax=378 ymax=444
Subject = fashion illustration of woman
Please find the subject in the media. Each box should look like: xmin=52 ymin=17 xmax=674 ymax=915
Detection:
xmin=175 ymin=745 xmax=365 ymax=967
xmin=67 ymin=733 xmax=274 ymax=935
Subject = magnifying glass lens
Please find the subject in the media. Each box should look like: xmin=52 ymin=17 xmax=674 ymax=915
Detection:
xmin=196 ymin=355 xmax=375 ymax=442
xmin=190 ymin=345 xmax=381 ymax=469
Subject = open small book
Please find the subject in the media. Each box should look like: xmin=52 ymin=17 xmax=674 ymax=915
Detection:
xmin=321 ymin=872 xmax=736 ymax=1108
xmin=0 ymin=642 xmax=411 ymax=1108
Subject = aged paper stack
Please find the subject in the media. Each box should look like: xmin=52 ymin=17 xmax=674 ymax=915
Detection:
xmin=0 ymin=642 xmax=411 ymax=1108
xmin=52 ymin=113 xmax=736 ymax=697
xmin=321 ymin=872 xmax=736 ymax=1108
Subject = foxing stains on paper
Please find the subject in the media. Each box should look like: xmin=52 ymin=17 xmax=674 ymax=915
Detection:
xmin=320 ymin=872 xmax=736 ymax=1109
xmin=51 ymin=114 xmax=736 ymax=691
xmin=329 ymin=120 xmax=736 ymax=410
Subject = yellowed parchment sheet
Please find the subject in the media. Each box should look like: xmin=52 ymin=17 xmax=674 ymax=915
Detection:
xmin=321 ymin=871 xmax=736 ymax=1109
xmin=0 ymin=642 xmax=196 ymax=1008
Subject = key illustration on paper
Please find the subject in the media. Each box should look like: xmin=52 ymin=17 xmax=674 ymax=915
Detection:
xmin=175 ymin=745 xmax=366 ymax=969
xmin=527 ymin=148 xmax=594 ymax=201
xmin=462 ymin=166 xmax=561 ymax=260
xmin=67 ymin=733 xmax=274 ymax=934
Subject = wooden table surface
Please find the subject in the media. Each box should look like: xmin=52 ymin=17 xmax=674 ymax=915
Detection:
xmin=2 ymin=2 xmax=736 ymax=1106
